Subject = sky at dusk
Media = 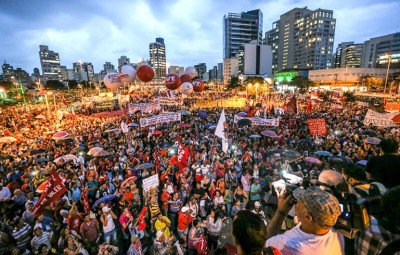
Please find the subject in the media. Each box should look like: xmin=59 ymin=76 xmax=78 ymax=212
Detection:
xmin=1 ymin=0 xmax=399 ymax=74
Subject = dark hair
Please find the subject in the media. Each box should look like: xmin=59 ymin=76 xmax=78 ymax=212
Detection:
xmin=380 ymin=138 xmax=399 ymax=154
xmin=342 ymin=163 xmax=367 ymax=181
xmin=380 ymin=185 xmax=400 ymax=234
xmin=232 ymin=210 xmax=267 ymax=255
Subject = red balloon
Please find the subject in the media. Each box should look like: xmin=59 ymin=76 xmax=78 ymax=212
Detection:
xmin=192 ymin=79 xmax=205 ymax=92
xmin=136 ymin=65 xmax=155 ymax=82
xmin=165 ymin=74 xmax=181 ymax=90
xmin=180 ymin=74 xmax=192 ymax=83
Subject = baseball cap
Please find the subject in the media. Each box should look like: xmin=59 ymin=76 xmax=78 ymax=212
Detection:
xmin=34 ymin=223 xmax=42 ymax=230
xmin=181 ymin=206 xmax=190 ymax=213
xmin=102 ymin=206 xmax=111 ymax=213
xmin=156 ymin=231 xmax=164 ymax=240
xmin=293 ymin=186 xmax=341 ymax=228
xmin=254 ymin=201 xmax=261 ymax=207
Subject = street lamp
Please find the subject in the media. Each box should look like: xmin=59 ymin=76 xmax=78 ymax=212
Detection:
xmin=383 ymin=55 xmax=391 ymax=95
xmin=44 ymin=92 xmax=52 ymax=118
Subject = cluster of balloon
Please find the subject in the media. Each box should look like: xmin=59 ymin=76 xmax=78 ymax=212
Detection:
xmin=136 ymin=65 xmax=155 ymax=82
xmin=184 ymin=66 xmax=197 ymax=79
xmin=118 ymin=65 xmax=136 ymax=84
xmin=103 ymin=72 xmax=122 ymax=91
xmin=165 ymin=74 xmax=181 ymax=90
xmin=180 ymin=82 xmax=193 ymax=95
xmin=180 ymin=74 xmax=192 ymax=83
xmin=192 ymin=79 xmax=205 ymax=92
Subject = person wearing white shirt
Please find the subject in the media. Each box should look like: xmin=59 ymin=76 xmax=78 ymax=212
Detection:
xmin=0 ymin=183 xmax=11 ymax=200
xmin=265 ymin=187 xmax=344 ymax=255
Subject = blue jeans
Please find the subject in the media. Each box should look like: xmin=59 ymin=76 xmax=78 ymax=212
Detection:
xmin=103 ymin=228 xmax=117 ymax=244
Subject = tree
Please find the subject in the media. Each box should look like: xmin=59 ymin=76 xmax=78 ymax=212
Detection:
xmin=289 ymin=76 xmax=314 ymax=93
xmin=45 ymin=80 xmax=66 ymax=90
xmin=343 ymin=91 xmax=356 ymax=102
xmin=227 ymin=76 xmax=240 ymax=90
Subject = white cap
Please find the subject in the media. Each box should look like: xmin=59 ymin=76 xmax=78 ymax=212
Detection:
xmin=181 ymin=206 xmax=189 ymax=213
xmin=254 ymin=201 xmax=261 ymax=207
xmin=156 ymin=231 xmax=164 ymax=239
xmin=102 ymin=206 xmax=111 ymax=213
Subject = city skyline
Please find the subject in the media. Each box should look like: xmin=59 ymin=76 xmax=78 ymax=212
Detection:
xmin=0 ymin=0 xmax=399 ymax=75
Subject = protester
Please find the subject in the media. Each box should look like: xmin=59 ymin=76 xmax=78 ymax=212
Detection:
xmin=265 ymin=187 xmax=344 ymax=254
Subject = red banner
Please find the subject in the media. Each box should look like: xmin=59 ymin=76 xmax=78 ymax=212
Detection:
xmin=80 ymin=163 xmax=90 ymax=214
xmin=33 ymin=170 xmax=67 ymax=216
xmin=153 ymin=147 xmax=161 ymax=173
xmin=308 ymin=118 xmax=327 ymax=136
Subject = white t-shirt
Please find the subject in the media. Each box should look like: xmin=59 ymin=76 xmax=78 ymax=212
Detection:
xmin=265 ymin=224 xmax=345 ymax=255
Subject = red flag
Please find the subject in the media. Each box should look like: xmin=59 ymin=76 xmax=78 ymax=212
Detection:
xmin=80 ymin=163 xmax=90 ymax=214
xmin=307 ymin=100 xmax=312 ymax=114
xmin=177 ymin=138 xmax=189 ymax=172
xmin=33 ymin=170 xmax=67 ymax=216
xmin=285 ymin=96 xmax=297 ymax=114
xmin=153 ymin=147 xmax=161 ymax=173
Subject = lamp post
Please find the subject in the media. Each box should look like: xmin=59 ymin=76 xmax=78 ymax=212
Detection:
xmin=383 ymin=55 xmax=391 ymax=95
xmin=44 ymin=92 xmax=51 ymax=118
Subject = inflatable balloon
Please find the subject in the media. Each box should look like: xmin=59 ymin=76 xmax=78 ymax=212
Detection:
xmin=137 ymin=65 xmax=155 ymax=82
xmin=192 ymin=79 xmax=205 ymax=92
xmin=119 ymin=65 xmax=136 ymax=83
xmin=103 ymin=72 xmax=122 ymax=91
xmin=165 ymin=74 xmax=181 ymax=90
xmin=184 ymin=66 xmax=197 ymax=79
xmin=180 ymin=82 xmax=193 ymax=95
xmin=180 ymin=74 xmax=192 ymax=83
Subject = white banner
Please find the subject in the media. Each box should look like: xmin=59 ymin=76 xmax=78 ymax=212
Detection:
xmin=156 ymin=97 xmax=182 ymax=106
xmin=363 ymin=109 xmax=399 ymax=128
xmin=234 ymin=115 xmax=280 ymax=127
xmin=142 ymin=174 xmax=159 ymax=192
xmin=140 ymin=113 xmax=181 ymax=127
xmin=129 ymin=102 xmax=161 ymax=114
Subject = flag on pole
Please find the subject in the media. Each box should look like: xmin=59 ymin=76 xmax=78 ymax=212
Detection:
xmin=80 ymin=163 xmax=91 ymax=214
xmin=215 ymin=109 xmax=229 ymax=153
xmin=121 ymin=121 xmax=129 ymax=134
xmin=33 ymin=170 xmax=67 ymax=216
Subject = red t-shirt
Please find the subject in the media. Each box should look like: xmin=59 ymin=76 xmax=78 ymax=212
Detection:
xmin=177 ymin=211 xmax=193 ymax=231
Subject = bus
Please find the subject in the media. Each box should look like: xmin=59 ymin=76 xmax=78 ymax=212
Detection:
xmin=354 ymin=93 xmax=400 ymax=112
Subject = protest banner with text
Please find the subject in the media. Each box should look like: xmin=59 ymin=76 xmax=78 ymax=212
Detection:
xmin=308 ymin=118 xmax=327 ymax=136
xmin=140 ymin=113 xmax=181 ymax=127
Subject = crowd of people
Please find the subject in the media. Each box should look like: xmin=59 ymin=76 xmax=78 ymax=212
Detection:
xmin=0 ymin=89 xmax=399 ymax=255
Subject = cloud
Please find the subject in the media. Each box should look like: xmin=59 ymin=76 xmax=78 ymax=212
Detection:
xmin=0 ymin=0 xmax=399 ymax=75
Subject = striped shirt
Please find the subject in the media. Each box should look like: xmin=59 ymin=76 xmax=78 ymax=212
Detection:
xmin=31 ymin=231 xmax=51 ymax=253
xmin=12 ymin=223 xmax=32 ymax=248
xmin=169 ymin=199 xmax=182 ymax=213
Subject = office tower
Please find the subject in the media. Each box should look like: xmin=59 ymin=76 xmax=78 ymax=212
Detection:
xmin=194 ymin=63 xmax=207 ymax=79
xmin=72 ymin=62 xmax=94 ymax=82
xmin=334 ymin=42 xmax=354 ymax=68
xmin=209 ymin=66 xmax=218 ymax=82
xmin=362 ymin=32 xmax=400 ymax=69
xmin=39 ymin=45 xmax=62 ymax=81
xmin=33 ymin=68 xmax=40 ymax=76
xmin=118 ymin=56 xmax=130 ymax=67
xmin=223 ymin=57 xmax=239 ymax=85
xmin=1 ymin=62 xmax=14 ymax=80
xmin=149 ymin=37 xmax=167 ymax=79
xmin=59 ymin=65 xmax=69 ymax=80
xmin=103 ymin=62 xmax=115 ymax=73
xmin=168 ymin=66 xmax=184 ymax=75
xmin=217 ymin=63 xmax=223 ymax=83
xmin=265 ymin=7 xmax=336 ymax=71
xmin=237 ymin=41 xmax=272 ymax=76
xmin=344 ymin=44 xmax=363 ymax=68
xmin=223 ymin=9 xmax=263 ymax=59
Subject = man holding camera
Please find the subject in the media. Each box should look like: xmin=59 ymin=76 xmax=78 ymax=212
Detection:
xmin=265 ymin=187 xmax=344 ymax=255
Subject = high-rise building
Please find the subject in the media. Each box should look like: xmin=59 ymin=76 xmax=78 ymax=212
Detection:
xmin=118 ymin=56 xmax=130 ymax=67
xmin=168 ymin=66 xmax=184 ymax=75
xmin=265 ymin=7 xmax=336 ymax=72
xmin=39 ymin=45 xmax=62 ymax=81
xmin=237 ymin=41 xmax=273 ymax=76
xmin=362 ymin=32 xmax=400 ymax=69
xmin=217 ymin=63 xmax=223 ymax=83
xmin=223 ymin=57 xmax=239 ymax=85
xmin=223 ymin=9 xmax=263 ymax=59
xmin=344 ymin=44 xmax=363 ymax=68
xmin=103 ymin=62 xmax=115 ymax=73
xmin=209 ymin=66 xmax=218 ymax=82
xmin=1 ymin=62 xmax=14 ymax=80
xmin=149 ymin=37 xmax=167 ymax=79
xmin=194 ymin=63 xmax=207 ymax=79
xmin=72 ymin=62 xmax=94 ymax=82
xmin=334 ymin=42 xmax=354 ymax=68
